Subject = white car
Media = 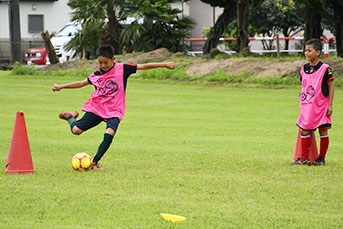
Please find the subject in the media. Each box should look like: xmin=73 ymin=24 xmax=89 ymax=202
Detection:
xmin=47 ymin=23 xmax=81 ymax=64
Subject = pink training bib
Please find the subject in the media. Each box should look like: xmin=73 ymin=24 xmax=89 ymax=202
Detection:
xmin=82 ymin=63 xmax=125 ymax=120
xmin=296 ymin=63 xmax=331 ymax=130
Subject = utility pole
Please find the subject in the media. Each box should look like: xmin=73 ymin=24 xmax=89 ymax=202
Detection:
xmin=213 ymin=7 xmax=215 ymax=26
xmin=9 ymin=0 xmax=22 ymax=64
xmin=276 ymin=34 xmax=280 ymax=59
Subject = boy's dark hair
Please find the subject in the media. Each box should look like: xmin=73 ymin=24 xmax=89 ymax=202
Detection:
xmin=305 ymin=38 xmax=322 ymax=53
xmin=96 ymin=45 xmax=114 ymax=59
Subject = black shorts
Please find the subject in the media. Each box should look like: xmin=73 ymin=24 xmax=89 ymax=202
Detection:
xmin=297 ymin=123 xmax=331 ymax=131
xmin=75 ymin=112 xmax=120 ymax=132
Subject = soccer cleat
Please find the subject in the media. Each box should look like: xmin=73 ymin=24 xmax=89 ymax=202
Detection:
xmin=313 ymin=156 xmax=325 ymax=166
xmin=59 ymin=111 xmax=79 ymax=120
xmin=290 ymin=158 xmax=311 ymax=165
xmin=91 ymin=162 xmax=104 ymax=170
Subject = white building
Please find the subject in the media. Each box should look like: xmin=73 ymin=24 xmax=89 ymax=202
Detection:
xmin=0 ymin=0 xmax=73 ymax=62
xmin=178 ymin=1 xmax=223 ymax=51
xmin=171 ymin=1 xmax=222 ymax=38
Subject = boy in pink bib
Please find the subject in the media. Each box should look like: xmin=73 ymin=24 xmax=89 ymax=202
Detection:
xmin=292 ymin=39 xmax=334 ymax=166
xmin=53 ymin=45 xmax=175 ymax=169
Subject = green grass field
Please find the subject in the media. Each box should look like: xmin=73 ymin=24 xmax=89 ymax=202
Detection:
xmin=1 ymin=72 xmax=343 ymax=228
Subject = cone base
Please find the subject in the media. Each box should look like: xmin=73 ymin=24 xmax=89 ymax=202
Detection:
xmin=292 ymin=130 xmax=318 ymax=164
xmin=6 ymin=169 xmax=35 ymax=174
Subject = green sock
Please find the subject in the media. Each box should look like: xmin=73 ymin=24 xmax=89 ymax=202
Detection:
xmin=67 ymin=116 xmax=77 ymax=132
xmin=93 ymin=133 xmax=114 ymax=163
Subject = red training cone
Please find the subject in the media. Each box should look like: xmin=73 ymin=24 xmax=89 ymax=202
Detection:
xmin=291 ymin=129 xmax=318 ymax=164
xmin=6 ymin=111 xmax=35 ymax=174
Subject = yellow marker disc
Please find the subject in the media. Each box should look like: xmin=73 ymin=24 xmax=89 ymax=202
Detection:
xmin=160 ymin=213 xmax=187 ymax=222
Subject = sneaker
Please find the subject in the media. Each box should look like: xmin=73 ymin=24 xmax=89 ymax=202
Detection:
xmin=290 ymin=158 xmax=311 ymax=165
xmin=313 ymin=156 xmax=325 ymax=166
xmin=59 ymin=111 xmax=79 ymax=120
xmin=91 ymin=162 xmax=104 ymax=170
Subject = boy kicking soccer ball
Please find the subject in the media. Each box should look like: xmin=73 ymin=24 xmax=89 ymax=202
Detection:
xmin=52 ymin=45 xmax=175 ymax=170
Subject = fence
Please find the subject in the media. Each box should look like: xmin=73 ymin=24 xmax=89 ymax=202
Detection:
xmin=184 ymin=36 xmax=337 ymax=57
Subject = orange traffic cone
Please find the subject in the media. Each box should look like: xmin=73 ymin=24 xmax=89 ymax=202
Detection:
xmin=6 ymin=111 xmax=34 ymax=174
xmin=291 ymin=129 xmax=318 ymax=164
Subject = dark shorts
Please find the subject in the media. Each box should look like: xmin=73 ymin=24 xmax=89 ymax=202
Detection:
xmin=297 ymin=123 xmax=331 ymax=131
xmin=75 ymin=112 xmax=120 ymax=132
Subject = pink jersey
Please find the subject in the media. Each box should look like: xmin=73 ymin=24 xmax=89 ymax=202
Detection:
xmin=296 ymin=63 xmax=331 ymax=130
xmin=82 ymin=63 xmax=125 ymax=120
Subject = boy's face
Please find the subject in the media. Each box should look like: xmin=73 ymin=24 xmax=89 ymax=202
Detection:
xmin=304 ymin=45 xmax=320 ymax=64
xmin=98 ymin=56 xmax=115 ymax=72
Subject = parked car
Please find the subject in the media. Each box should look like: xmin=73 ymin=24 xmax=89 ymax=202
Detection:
xmin=24 ymin=47 xmax=47 ymax=65
xmin=47 ymin=23 xmax=81 ymax=64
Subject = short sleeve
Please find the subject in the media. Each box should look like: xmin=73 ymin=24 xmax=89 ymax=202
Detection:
xmin=324 ymin=67 xmax=334 ymax=82
xmin=87 ymin=77 xmax=93 ymax=85
xmin=321 ymin=67 xmax=333 ymax=97
xmin=87 ymin=72 xmax=97 ymax=85
xmin=124 ymin=64 xmax=138 ymax=79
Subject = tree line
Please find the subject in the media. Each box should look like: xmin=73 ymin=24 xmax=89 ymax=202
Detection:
xmin=66 ymin=0 xmax=343 ymax=58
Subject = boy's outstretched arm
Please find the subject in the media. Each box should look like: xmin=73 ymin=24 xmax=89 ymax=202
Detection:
xmin=137 ymin=62 xmax=175 ymax=70
xmin=52 ymin=79 xmax=89 ymax=92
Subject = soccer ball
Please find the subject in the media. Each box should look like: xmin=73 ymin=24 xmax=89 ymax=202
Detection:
xmin=72 ymin=152 xmax=92 ymax=171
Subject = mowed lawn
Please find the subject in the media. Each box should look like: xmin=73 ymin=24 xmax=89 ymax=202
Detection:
xmin=0 ymin=72 xmax=343 ymax=228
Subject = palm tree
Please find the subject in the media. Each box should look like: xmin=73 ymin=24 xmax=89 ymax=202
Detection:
xmin=67 ymin=0 xmax=127 ymax=56
xmin=120 ymin=0 xmax=194 ymax=53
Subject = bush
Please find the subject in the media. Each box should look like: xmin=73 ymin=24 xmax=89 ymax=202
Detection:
xmin=12 ymin=63 xmax=36 ymax=75
xmin=136 ymin=67 xmax=190 ymax=81
xmin=12 ymin=63 xmax=92 ymax=78
xmin=248 ymin=76 xmax=299 ymax=86
xmin=206 ymin=70 xmax=245 ymax=83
